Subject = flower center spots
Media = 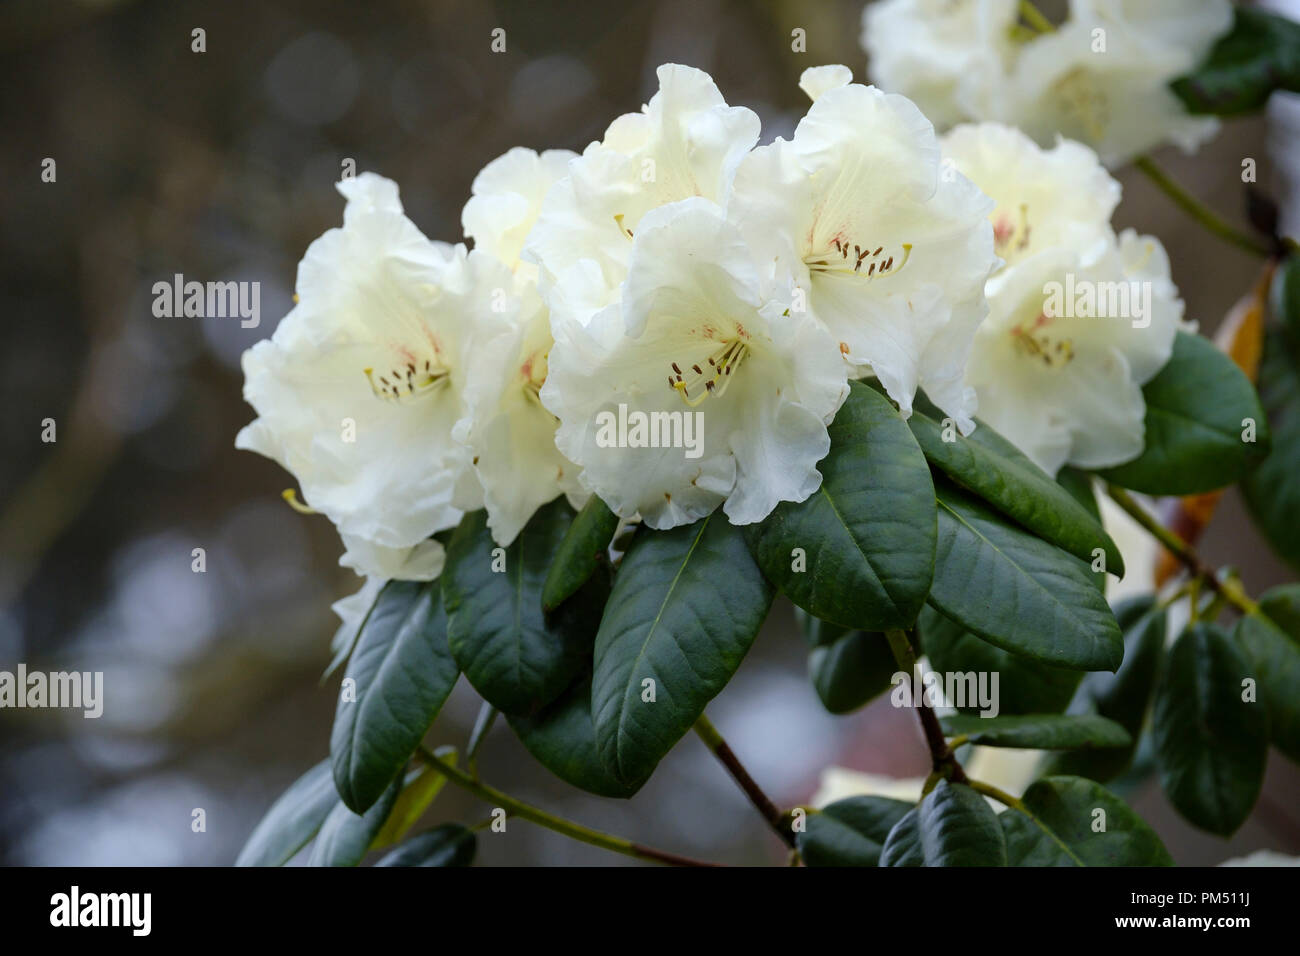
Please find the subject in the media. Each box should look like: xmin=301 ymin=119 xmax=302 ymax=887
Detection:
xmin=364 ymin=357 xmax=450 ymax=403
xmin=667 ymin=339 xmax=749 ymax=407
xmin=1011 ymin=312 xmax=1074 ymax=368
xmin=522 ymin=350 xmax=548 ymax=404
xmin=1053 ymin=68 xmax=1109 ymax=143
xmin=806 ymin=240 xmax=912 ymax=281
xmin=994 ymin=203 xmax=1031 ymax=255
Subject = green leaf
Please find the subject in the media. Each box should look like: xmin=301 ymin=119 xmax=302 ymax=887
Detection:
xmin=1001 ymin=776 xmax=1173 ymax=866
xmin=542 ymin=495 xmax=618 ymax=612
xmin=1152 ymin=622 xmax=1268 ymax=835
xmin=1057 ymin=467 xmax=1101 ymax=523
xmin=793 ymin=606 xmax=850 ymax=648
xmin=444 ymin=500 xmax=596 ymax=716
xmin=797 ymin=797 xmax=914 ymax=867
xmin=1098 ymin=332 xmax=1270 ymax=495
xmin=918 ymin=605 xmax=1082 ymax=715
xmin=907 ymin=399 xmax=1122 ymax=577
xmin=371 ymin=758 xmax=454 ymax=849
xmin=1273 ymin=255 xmax=1300 ymax=341
xmin=309 ymin=774 xmax=402 ymax=867
xmin=1237 ymin=598 xmax=1300 ymax=764
xmin=235 ymin=760 xmax=338 ymax=867
xmin=374 ymin=824 xmax=476 ymax=867
xmin=929 ymin=481 xmax=1123 ymax=671
xmin=808 ymin=629 xmax=898 ymax=714
xmin=941 ymin=713 xmax=1130 ymax=750
xmin=1260 ymin=583 xmax=1300 ymax=637
xmin=1051 ymin=596 xmax=1167 ymax=781
xmin=508 ymin=673 xmax=645 ymax=798
xmin=880 ymin=780 xmax=1006 ymax=866
xmin=743 ymin=382 xmax=935 ymax=631
xmin=331 ymin=580 xmax=459 ymax=814
xmin=1172 ymin=8 xmax=1300 ymax=116
xmin=593 ymin=513 xmax=774 ymax=787
xmin=1241 ymin=327 xmax=1300 ymax=573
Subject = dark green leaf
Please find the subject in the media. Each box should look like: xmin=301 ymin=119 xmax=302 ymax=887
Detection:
xmin=593 ymin=513 xmax=774 ymax=787
xmin=1172 ymin=8 xmax=1300 ymax=116
xmin=331 ymin=580 xmax=459 ymax=814
xmin=930 ymin=481 xmax=1123 ymax=671
xmin=374 ymin=824 xmax=476 ymax=867
xmin=918 ymin=605 xmax=1082 ymax=715
xmin=797 ymin=797 xmax=914 ymax=867
xmin=1001 ymin=776 xmax=1173 ymax=866
xmin=372 ymin=760 xmax=452 ymax=849
xmin=1099 ymin=332 xmax=1270 ymax=495
xmin=1051 ymin=596 xmax=1167 ymax=781
xmin=940 ymin=713 xmax=1130 ymax=750
xmin=1241 ymin=327 xmax=1300 ymax=573
xmin=444 ymin=500 xmax=596 ymax=716
xmin=907 ymin=399 xmax=1122 ymax=577
xmin=1237 ymin=601 xmax=1300 ymax=764
xmin=1273 ymin=255 xmax=1300 ymax=341
xmin=743 ymin=382 xmax=935 ymax=631
xmin=235 ymin=760 xmax=337 ymax=867
xmin=509 ymin=673 xmax=645 ymax=798
xmin=809 ymin=629 xmax=898 ymax=715
xmin=309 ymin=774 xmax=402 ymax=867
xmin=542 ymin=495 xmax=618 ymax=612
xmin=793 ymin=606 xmax=850 ymax=648
xmin=1152 ymin=622 xmax=1267 ymax=835
xmin=880 ymin=780 xmax=1006 ymax=866
xmin=1057 ymin=467 xmax=1101 ymax=523
xmin=1260 ymin=583 xmax=1300 ymax=637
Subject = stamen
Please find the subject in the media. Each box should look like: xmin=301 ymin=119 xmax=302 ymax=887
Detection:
xmin=282 ymin=488 xmax=317 ymax=514
xmin=807 ymin=239 xmax=913 ymax=282
xmin=668 ymin=339 xmax=750 ymax=407
xmin=1011 ymin=313 xmax=1075 ymax=368
xmin=365 ymin=359 xmax=450 ymax=403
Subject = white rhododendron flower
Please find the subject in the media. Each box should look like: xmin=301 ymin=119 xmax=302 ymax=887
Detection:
xmin=524 ymin=63 xmax=760 ymax=297
xmin=462 ymin=146 xmax=577 ymax=278
xmin=966 ymin=230 xmax=1186 ymax=476
xmin=941 ymin=123 xmax=1119 ymax=269
xmin=236 ymin=172 xmax=478 ymax=581
xmin=1004 ymin=0 xmax=1232 ymax=166
xmin=541 ymin=198 xmax=849 ymax=529
xmin=860 ymin=0 xmax=1234 ymax=166
xmin=730 ymin=68 xmax=998 ymax=430
xmin=456 ymin=148 xmax=585 ymax=545
xmin=860 ymin=0 xmax=1020 ymax=130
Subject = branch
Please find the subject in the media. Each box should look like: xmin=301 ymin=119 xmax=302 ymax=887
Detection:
xmin=885 ymin=629 xmax=967 ymax=784
xmin=416 ymin=745 xmax=721 ymax=867
xmin=693 ymin=714 xmax=797 ymax=847
xmin=1134 ymin=157 xmax=1272 ymax=258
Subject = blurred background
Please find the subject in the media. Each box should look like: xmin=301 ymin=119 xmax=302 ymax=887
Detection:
xmin=1 ymin=0 xmax=1297 ymax=866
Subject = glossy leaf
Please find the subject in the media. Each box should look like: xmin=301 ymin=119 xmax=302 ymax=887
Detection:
xmin=880 ymin=780 xmax=1006 ymax=867
xmin=808 ymin=628 xmax=898 ymax=715
xmin=1172 ymin=8 xmax=1300 ymax=115
xmin=541 ymin=495 xmax=618 ymax=612
xmin=743 ymin=382 xmax=936 ymax=631
xmin=941 ymin=713 xmax=1130 ymax=750
xmin=1237 ymin=598 xmax=1300 ymax=763
xmin=374 ymin=824 xmax=476 ymax=867
xmin=797 ymin=797 xmax=914 ymax=867
xmin=593 ymin=514 xmax=773 ymax=787
xmin=1241 ymin=327 xmax=1300 ymax=573
xmin=331 ymin=579 xmax=459 ymax=814
xmin=929 ymin=481 xmax=1123 ymax=671
xmin=918 ymin=605 xmax=1082 ymax=715
xmin=509 ymin=674 xmax=645 ymax=798
xmin=1152 ymin=622 xmax=1267 ymax=835
xmin=1099 ymin=332 xmax=1269 ymax=495
xmin=908 ymin=398 xmax=1122 ymax=577
xmin=1001 ymin=776 xmax=1173 ymax=866
xmin=444 ymin=500 xmax=597 ymax=716
xmin=371 ymin=759 xmax=453 ymax=849
xmin=309 ymin=775 xmax=401 ymax=867
xmin=235 ymin=760 xmax=337 ymax=867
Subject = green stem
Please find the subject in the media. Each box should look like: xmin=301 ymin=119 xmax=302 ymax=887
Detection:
xmin=1018 ymin=0 xmax=1054 ymax=34
xmin=1104 ymin=484 xmax=1261 ymax=617
xmin=885 ymin=629 xmax=967 ymax=783
xmin=1134 ymin=157 xmax=1272 ymax=257
xmin=694 ymin=714 xmax=797 ymax=847
xmin=416 ymin=746 xmax=720 ymax=867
